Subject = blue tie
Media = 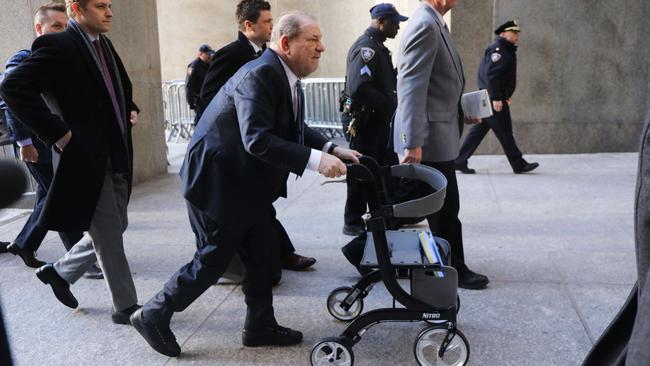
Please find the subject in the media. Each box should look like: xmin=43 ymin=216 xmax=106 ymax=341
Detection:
xmin=296 ymin=80 xmax=305 ymax=145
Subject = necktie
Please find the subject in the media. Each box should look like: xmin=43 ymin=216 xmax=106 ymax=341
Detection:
xmin=444 ymin=23 xmax=450 ymax=33
xmin=295 ymin=79 xmax=305 ymax=145
xmin=93 ymin=40 xmax=125 ymax=134
xmin=256 ymin=49 xmax=263 ymax=57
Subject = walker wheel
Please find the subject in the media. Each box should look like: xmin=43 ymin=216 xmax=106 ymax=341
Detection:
xmin=414 ymin=326 xmax=469 ymax=366
xmin=310 ymin=337 xmax=354 ymax=366
xmin=424 ymin=295 xmax=461 ymax=325
xmin=327 ymin=286 xmax=364 ymax=321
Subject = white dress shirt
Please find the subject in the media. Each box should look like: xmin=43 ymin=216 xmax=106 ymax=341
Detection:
xmin=277 ymin=55 xmax=331 ymax=172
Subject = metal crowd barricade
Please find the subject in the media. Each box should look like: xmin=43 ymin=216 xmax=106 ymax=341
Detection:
xmin=162 ymin=80 xmax=195 ymax=142
xmin=161 ymin=77 xmax=345 ymax=141
xmin=301 ymin=77 xmax=345 ymax=138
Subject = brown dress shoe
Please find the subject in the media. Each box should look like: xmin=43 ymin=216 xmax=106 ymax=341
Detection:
xmin=281 ymin=253 xmax=316 ymax=271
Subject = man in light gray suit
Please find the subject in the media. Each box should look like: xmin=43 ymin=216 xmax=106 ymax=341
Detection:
xmin=395 ymin=0 xmax=489 ymax=289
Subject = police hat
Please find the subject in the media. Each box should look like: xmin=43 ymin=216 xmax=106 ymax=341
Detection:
xmin=198 ymin=44 xmax=214 ymax=54
xmin=494 ymin=20 xmax=520 ymax=35
xmin=370 ymin=3 xmax=408 ymax=22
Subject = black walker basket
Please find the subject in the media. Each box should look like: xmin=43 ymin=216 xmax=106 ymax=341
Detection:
xmin=310 ymin=157 xmax=470 ymax=366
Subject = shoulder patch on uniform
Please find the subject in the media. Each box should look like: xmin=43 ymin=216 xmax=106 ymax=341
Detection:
xmin=360 ymin=47 xmax=375 ymax=63
xmin=491 ymin=52 xmax=502 ymax=63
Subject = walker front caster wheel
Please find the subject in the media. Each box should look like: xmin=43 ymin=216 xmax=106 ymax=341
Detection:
xmin=310 ymin=337 xmax=354 ymax=366
xmin=327 ymin=286 xmax=364 ymax=321
xmin=414 ymin=326 xmax=469 ymax=366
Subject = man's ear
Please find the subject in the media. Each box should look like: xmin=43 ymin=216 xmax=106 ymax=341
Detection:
xmin=280 ymin=35 xmax=290 ymax=54
xmin=35 ymin=23 xmax=43 ymax=36
xmin=243 ymin=19 xmax=253 ymax=32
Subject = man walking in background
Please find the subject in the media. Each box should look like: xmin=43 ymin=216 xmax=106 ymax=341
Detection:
xmin=395 ymin=0 xmax=489 ymax=290
xmin=455 ymin=20 xmax=539 ymax=174
xmin=185 ymin=44 xmax=213 ymax=125
xmin=0 ymin=0 xmax=140 ymax=322
xmin=0 ymin=2 xmax=102 ymax=279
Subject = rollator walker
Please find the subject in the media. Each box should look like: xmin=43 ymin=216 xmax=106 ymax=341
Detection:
xmin=310 ymin=157 xmax=470 ymax=366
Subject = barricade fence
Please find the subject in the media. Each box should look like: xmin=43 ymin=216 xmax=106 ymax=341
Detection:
xmin=162 ymin=77 xmax=346 ymax=141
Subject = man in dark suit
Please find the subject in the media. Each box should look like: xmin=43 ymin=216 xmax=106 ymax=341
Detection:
xmin=200 ymin=0 xmax=316 ymax=273
xmin=395 ymin=0 xmax=489 ymax=290
xmin=0 ymin=2 xmax=102 ymax=279
xmin=130 ymin=12 xmax=361 ymax=357
xmin=0 ymin=0 xmax=140 ymax=324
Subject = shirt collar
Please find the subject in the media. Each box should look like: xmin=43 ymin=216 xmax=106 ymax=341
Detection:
xmin=249 ymin=39 xmax=262 ymax=54
xmin=70 ymin=19 xmax=100 ymax=43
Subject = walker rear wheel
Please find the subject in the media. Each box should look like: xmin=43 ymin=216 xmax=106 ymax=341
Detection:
xmin=414 ymin=326 xmax=469 ymax=366
xmin=310 ymin=337 xmax=354 ymax=366
xmin=327 ymin=286 xmax=364 ymax=321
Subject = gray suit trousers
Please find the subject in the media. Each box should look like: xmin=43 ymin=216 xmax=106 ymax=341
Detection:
xmin=53 ymin=173 xmax=137 ymax=312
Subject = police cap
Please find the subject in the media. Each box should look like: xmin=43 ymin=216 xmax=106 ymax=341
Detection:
xmin=198 ymin=44 xmax=214 ymax=54
xmin=370 ymin=3 xmax=408 ymax=22
xmin=494 ymin=20 xmax=520 ymax=35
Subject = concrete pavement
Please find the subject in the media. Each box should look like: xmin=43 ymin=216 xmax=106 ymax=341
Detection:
xmin=0 ymin=144 xmax=638 ymax=365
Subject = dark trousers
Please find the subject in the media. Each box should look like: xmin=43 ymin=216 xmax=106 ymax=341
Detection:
xmin=419 ymin=160 xmax=466 ymax=271
xmin=344 ymin=136 xmax=398 ymax=226
xmin=13 ymin=147 xmax=83 ymax=252
xmin=144 ymin=202 xmax=278 ymax=330
xmin=455 ymin=103 xmax=524 ymax=169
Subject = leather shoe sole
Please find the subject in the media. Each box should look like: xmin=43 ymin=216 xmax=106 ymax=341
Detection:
xmin=130 ymin=309 xmax=181 ymax=357
xmin=242 ymin=325 xmax=303 ymax=347
xmin=513 ymin=162 xmax=539 ymax=174
xmin=36 ymin=264 xmax=78 ymax=308
xmin=8 ymin=242 xmax=46 ymax=268
xmin=455 ymin=166 xmax=476 ymax=174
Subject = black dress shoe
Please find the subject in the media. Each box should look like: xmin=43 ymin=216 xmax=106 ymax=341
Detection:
xmin=35 ymin=264 xmax=78 ymax=308
xmin=281 ymin=253 xmax=316 ymax=271
xmin=7 ymin=242 xmax=46 ymax=268
xmin=458 ymin=268 xmax=489 ymax=290
xmin=130 ymin=308 xmax=181 ymax=357
xmin=83 ymin=263 xmax=104 ymax=280
xmin=342 ymin=224 xmax=365 ymax=236
xmin=513 ymin=161 xmax=539 ymax=174
xmin=242 ymin=324 xmax=303 ymax=347
xmin=112 ymin=304 xmax=142 ymax=325
xmin=0 ymin=242 xmax=9 ymax=253
xmin=455 ymin=163 xmax=476 ymax=174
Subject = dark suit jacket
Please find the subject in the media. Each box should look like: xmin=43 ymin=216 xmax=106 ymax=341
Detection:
xmin=0 ymin=26 xmax=137 ymax=231
xmin=198 ymin=31 xmax=263 ymax=115
xmin=181 ymin=49 xmax=328 ymax=225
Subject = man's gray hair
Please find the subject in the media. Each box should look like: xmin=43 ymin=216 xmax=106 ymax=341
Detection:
xmin=270 ymin=11 xmax=316 ymax=43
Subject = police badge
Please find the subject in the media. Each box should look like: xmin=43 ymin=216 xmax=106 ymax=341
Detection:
xmin=491 ymin=52 xmax=501 ymax=63
xmin=360 ymin=47 xmax=375 ymax=63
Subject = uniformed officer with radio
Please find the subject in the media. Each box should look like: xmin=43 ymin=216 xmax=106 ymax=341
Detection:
xmin=455 ymin=20 xmax=539 ymax=174
xmin=341 ymin=3 xmax=408 ymax=236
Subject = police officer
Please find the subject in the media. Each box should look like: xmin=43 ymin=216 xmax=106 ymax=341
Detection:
xmin=185 ymin=44 xmax=214 ymax=125
xmin=341 ymin=3 xmax=408 ymax=236
xmin=455 ymin=20 xmax=539 ymax=174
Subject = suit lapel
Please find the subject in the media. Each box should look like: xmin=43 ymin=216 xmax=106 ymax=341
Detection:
xmin=426 ymin=7 xmax=464 ymax=85
xmin=267 ymin=50 xmax=296 ymax=126
xmin=67 ymin=28 xmax=106 ymax=90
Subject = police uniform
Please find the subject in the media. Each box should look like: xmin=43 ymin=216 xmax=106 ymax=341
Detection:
xmin=185 ymin=59 xmax=209 ymax=109
xmin=343 ymin=25 xmax=400 ymax=230
xmin=456 ymin=21 xmax=538 ymax=173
